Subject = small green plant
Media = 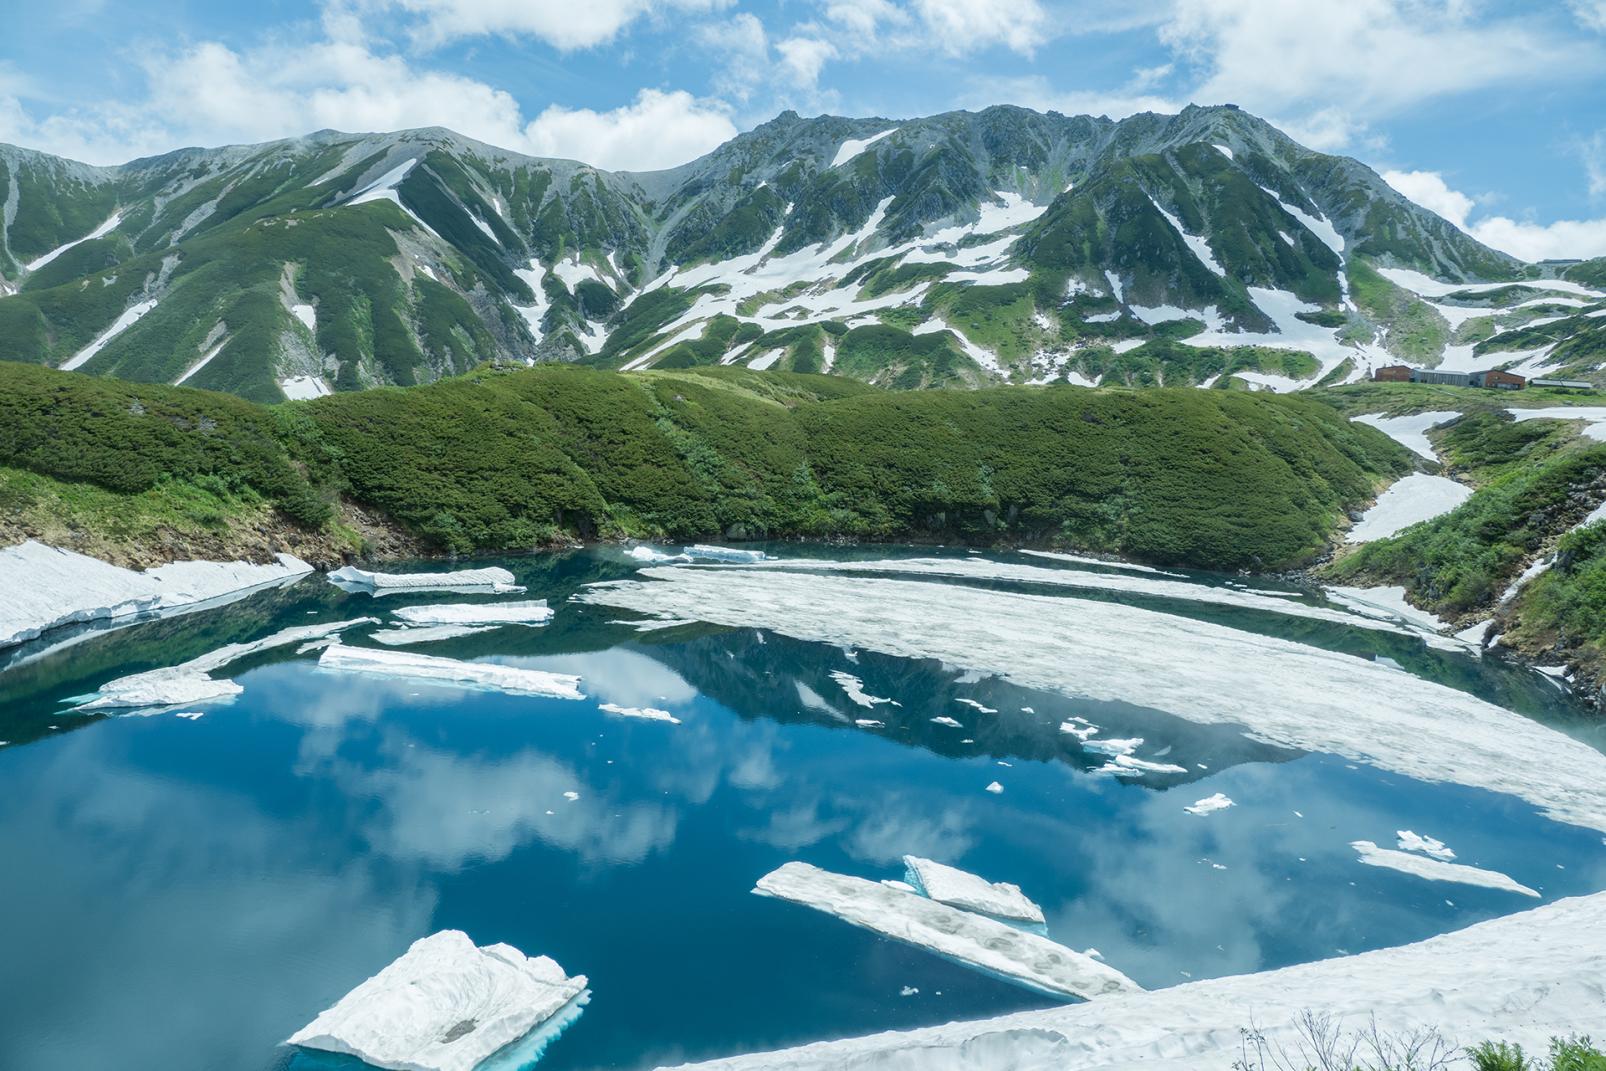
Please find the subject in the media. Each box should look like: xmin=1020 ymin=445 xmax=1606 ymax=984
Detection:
xmin=1471 ymin=1041 xmax=1530 ymax=1071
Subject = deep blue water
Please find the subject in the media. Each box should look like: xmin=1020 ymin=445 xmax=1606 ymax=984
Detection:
xmin=1 ymin=546 xmax=1603 ymax=1070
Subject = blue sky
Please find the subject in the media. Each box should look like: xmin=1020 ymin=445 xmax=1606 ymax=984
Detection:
xmin=5 ymin=0 xmax=1606 ymax=259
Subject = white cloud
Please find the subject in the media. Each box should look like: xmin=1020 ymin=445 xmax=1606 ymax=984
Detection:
xmin=0 ymin=27 xmax=731 ymax=170
xmin=385 ymin=0 xmax=732 ymax=50
xmin=1382 ymin=169 xmax=1475 ymax=229
xmin=1160 ymin=0 xmax=1595 ymax=151
xmin=911 ymin=0 xmax=1050 ymax=56
xmin=1386 ymin=168 xmax=1606 ymax=261
xmin=776 ymin=37 xmax=840 ymax=91
xmin=964 ymin=74 xmax=1180 ymax=121
xmin=521 ymin=88 xmax=736 ymax=169
xmin=1571 ymin=0 xmax=1606 ymax=33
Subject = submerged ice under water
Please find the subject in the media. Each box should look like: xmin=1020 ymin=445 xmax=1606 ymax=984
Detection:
xmin=1 ymin=546 xmax=1604 ymax=1071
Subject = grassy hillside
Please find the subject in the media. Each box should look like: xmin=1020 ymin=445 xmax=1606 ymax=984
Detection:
xmin=1318 ymin=388 xmax=1606 ymax=674
xmin=0 ymin=360 xmax=1408 ymax=571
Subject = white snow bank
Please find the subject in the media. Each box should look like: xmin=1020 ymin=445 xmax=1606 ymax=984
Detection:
xmin=0 ymin=541 xmax=314 ymax=650
xmin=1396 ymin=830 xmax=1454 ymax=861
xmin=1351 ymin=841 xmax=1538 ymax=897
xmin=75 ymin=618 xmax=372 ymax=711
xmin=174 ymin=337 xmax=228 ymax=386
xmin=682 ymin=545 xmax=769 ymax=563
xmin=754 ymin=862 xmax=1138 ymax=1000
xmin=1345 ymin=474 xmax=1471 ymax=543
xmin=25 ymin=210 xmax=123 ymax=271
xmin=575 ymin=569 xmax=1606 ymax=833
xmin=278 ymin=375 xmax=331 ymax=400
xmin=368 ymin=624 xmax=497 ymax=646
xmin=327 ymin=564 xmax=524 ymax=595
xmin=1508 ymin=407 xmax=1606 ymax=441
xmin=391 ymin=600 xmax=553 ymax=627
xmin=733 ymin=556 xmax=1425 ymax=640
xmin=1183 ymin=793 xmax=1234 ymax=817
xmin=832 ymin=128 xmax=899 ymax=168
xmin=902 ymin=856 xmax=1045 ymax=925
xmin=287 ymin=930 xmax=588 ymax=1071
xmin=1380 ymin=267 xmax=1601 ymax=300
xmin=348 ymin=159 xmax=417 ymax=205
xmin=599 ymin=702 xmax=681 ymax=724
xmin=660 ymin=890 xmax=1606 ymax=1070
xmin=290 ymin=303 xmax=317 ymax=332
xmin=60 ymin=299 xmax=157 ymax=371
xmin=1351 ymin=411 xmax=1461 ymax=461
xmin=317 ymin=644 xmax=585 ymax=699
xmin=1323 ymin=585 xmax=1452 ymax=635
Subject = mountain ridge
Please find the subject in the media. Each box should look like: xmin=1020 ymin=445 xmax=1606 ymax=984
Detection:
xmin=2 ymin=103 xmax=1598 ymax=403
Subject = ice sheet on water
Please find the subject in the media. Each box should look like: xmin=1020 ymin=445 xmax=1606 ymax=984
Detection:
xmin=369 ymin=624 xmax=498 ymax=646
xmin=1397 ymin=830 xmax=1455 ymax=861
xmin=75 ymin=619 xmax=375 ymax=712
xmin=317 ymin=644 xmax=585 ymax=700
xmin=682 ymin=545 xmax=770 ymax=563
xmin=574 ymin=567 xmax=1606 ymax=833
xmin=391 ymin=600 xmax=553 ymax=627
xmin=327 ymin=564 xmax=524 ymax=595
xmin=754 ymin=862 xmax=1139 ymax=1001
xmin=286 ymin=930 xmax=588 ymax=1071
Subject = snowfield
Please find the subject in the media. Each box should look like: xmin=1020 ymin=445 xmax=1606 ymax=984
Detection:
xmin=1345 ymin=474 xmax=1472 ymax=543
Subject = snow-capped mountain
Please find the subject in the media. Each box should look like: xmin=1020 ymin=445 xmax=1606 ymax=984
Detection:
xmin=1 ymin=104 xmax=1601 ymax=402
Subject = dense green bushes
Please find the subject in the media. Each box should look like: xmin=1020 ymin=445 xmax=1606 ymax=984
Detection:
xmin=1 ymin=361 xmax=1408 ymax=569
xmin=0 ymin=361 xmax=328 ymax=526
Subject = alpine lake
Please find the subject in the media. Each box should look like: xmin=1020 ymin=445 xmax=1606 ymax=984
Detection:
xmin=2 ymin=544 xmax=1604 ymax=1071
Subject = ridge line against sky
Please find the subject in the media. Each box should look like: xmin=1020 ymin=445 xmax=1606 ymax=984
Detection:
xmin=4 ymin=0 xmax=1606 ymax=260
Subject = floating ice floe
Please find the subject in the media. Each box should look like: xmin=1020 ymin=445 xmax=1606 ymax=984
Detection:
xmin=286 ymin=930 xmax=589 ymax=1071
xmin=663 ymin=889 xmax=1606 ymax=1071
xmin=1097 ymin=754 xmax=1189 ymax=777
xmin=75 ymin=619 xmax=374 ymax=712
xmin=1396 ymin=830 xmax=1455 ymax=861
xmin=598 ymin=702 xmax=681 ymax=724
xmin=682 ymin=545 xmax=770 ymax=563
xmin=903 ymin=856 xmax=1045 ymax=925
xmin=1324 ymin=586 xmax=1453 ymax=637
xmin=1351 ymin=840 xmax=1538 ymax=897
xmin=369 ymin=624 xmax=498 ymax=646
xmin=1184 ymin=793 xmax=1234 ymax=817
xmin=1346 ymin=474 xmax=1471 ymax=543
xmin=0 ymin=541 xmax=314 ymax=650
xmin=985 ymin=781 xmax=1004 ymax=794
xmin=855 ymin=719 xmax=885 ymax=728
xmin=955 ymin=698 xmax=998 ymax=714
xmin=829 ymin=670 xmax=895 ymax=708
xmin=931 ymin=716 xmax=963 ymax=728
xmin=754 ymin=862 xmax=1139 ymax=1001
xmin=1020 ymin=549 xmax=1184 ymax=577
xmin=575 ymin=568 xmax=1606 ymax=833
xmin=317 ymin=644 xmax=585 ymax=700
xmin=392 ymin=600 xmax=554 ymax=627
xmin=327 ymin=564 xmax=524 ymax=595
xmin=627 ymin=545 xmax=689 ymax=564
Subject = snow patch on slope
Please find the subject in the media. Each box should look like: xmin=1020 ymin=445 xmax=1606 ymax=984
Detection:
xmin=61 ymin=299 xmax=157 ymax=371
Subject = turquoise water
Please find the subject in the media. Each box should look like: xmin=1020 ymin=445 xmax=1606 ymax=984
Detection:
xmin=1 ymin=546 xmax=1603 ymax=1070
